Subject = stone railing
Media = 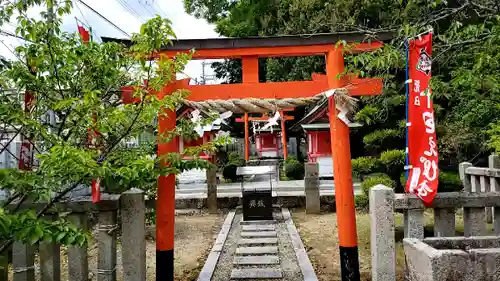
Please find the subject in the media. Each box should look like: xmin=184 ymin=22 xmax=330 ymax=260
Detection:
xmin=370 ymin=155 xmax=500 ymax=281
xmin=1 ymin=189 xmax=146 ymax=281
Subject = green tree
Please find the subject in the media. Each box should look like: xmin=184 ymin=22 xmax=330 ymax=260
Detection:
xmin=0 ymin=0 xmax=227 ymax=252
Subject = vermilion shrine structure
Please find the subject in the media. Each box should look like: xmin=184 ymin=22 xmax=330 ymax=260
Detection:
xmin=105 ymin=32 xmax=390 ymax=281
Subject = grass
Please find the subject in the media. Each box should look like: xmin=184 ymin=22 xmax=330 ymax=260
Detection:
xmin=291 ymin=208 xmax=487 ymax=281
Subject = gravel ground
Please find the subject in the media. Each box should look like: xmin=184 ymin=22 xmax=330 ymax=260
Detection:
xmin=211 ymin=209 xmax=304 ymax=281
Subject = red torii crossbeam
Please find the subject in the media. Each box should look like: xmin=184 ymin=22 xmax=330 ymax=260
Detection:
xmin=114 ymin=32 xmax=389 ymax=281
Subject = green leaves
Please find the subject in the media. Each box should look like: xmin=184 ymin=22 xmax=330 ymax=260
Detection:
xmin=0 ymin=209 xmax=90 ymax=247
xmin=363 ymin=129 xmax=403 ymax=150
xmin=487 ymin=121 xmax=500 ymax=154
xmin=0 ymin=0 xmax=211 ymax=248
xmin=352 ymin=156 xmax=380 ymax=176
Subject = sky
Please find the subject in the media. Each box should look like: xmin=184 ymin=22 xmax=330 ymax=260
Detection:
xmin=0 ymin=0 xmax=221 ymax=83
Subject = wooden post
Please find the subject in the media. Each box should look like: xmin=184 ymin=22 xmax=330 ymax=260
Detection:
xmin=280 ymin=110 xmax=288 ymax=160
xmin=241 ymin=56 xmax=258 ymax=162
xmin=157 ymin=106 xmax=177 ymax=281
xmin=326 ymin=48 xmax=360 ymax=281
xmin=242 ymin=56 xmax=259 ymax=83
xmin=244 ymin=113 xmax=249 ymax=161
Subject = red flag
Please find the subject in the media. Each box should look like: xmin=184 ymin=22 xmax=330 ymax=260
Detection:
xmin=88 ymin=111 xmax=101 ymax=203
xmin=406 ymin=33 xmax=438 ymax=203
xmin=19 ymin=91 xmax=35 ymax=170
xmin=92 ymin=179 xmax=101 ymax=203
xmin=77 ymin=25 xmax=90 ymax=43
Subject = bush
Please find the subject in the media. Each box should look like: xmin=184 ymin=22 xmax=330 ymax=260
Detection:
xmin=355 ymin=194 xmax=369 ymax=211
xmin=222 ymin=164 xmax=240 ymax=182
xmin=400 ymin=171 xmax=462 ymax=193
xmin=361 ymin=174 xmax=394 ymax=196
xmin=284 ymin=156 xmax=304 ymax=180
xmin=222 ymin=152 xmax=245 ymax=182
xmin=352 ymin=156 xmax=380 ymax=179
xmin=439 ymin=171 xmax=462 ymax=192
xmin=228 ymin=151 xmax=245 ymax=166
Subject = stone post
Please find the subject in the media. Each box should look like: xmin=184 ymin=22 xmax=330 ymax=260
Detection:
xmin=304 ymin=163 xmax=320 ymax=214
xmin=206 ymin=166 xmax=218 ymax=214
xmin=121 ymin=189 xmax=146 ymax=281
xmin=460 ymin=162 xmax=487 ymax=236
xmin=369 ymin=185 xmax=395 ymax=281
xmin=404 ymin=209 xmax=424 ymax=240
xmin=98 ymin=210 xmax=117 ymax=281
xmin=0 ymin=251 xmax=7 ymax=281
xmin=489 ymin=155 xmax=500 ymax=233
xmin=67 ymin=213 xmax=88 ymax=281
xmin=12 ymin=242 xmax=35 ymax=281
xmin=40 ymin=215 xmax=61 ymax=281
xmin=459 ymin=162 xmax=473 ymax=191
xmin=433 ymin=208 xmax=456 ymax=237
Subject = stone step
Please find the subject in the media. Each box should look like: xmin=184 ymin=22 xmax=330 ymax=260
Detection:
xmin=238 ymin=238 xmax=278 ymax=245
xmin=233 ymin=255 xmax=280 ymax=265
xmin=230 ymin=268 xmax=283 ymax=279
xmin=240 ymin=231 xmax=277 ymax=238
xmin=236 ymin=246 xmax=278 ymax=255
xmin=241 ymin=225 xmax=275 ymax=231
xmin=240 ymin=220 xmax=276 ymax=225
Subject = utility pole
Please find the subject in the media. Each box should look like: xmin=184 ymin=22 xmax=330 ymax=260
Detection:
xmin=200 ymin=61 xmax=216 ymax=85
xmin=201 ymin=61 xmax=206 ymax=85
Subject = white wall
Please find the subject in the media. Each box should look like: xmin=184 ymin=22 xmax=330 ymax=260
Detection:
xmin=318 ymin=156 xmax=334 ymax=178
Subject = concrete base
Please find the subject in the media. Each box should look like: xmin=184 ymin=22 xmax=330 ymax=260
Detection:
xmin=404 ymin=236 xmax=500 ymax=281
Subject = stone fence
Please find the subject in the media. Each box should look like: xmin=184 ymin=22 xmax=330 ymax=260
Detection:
xmin=1 ymin=189 xmax=146 ymax=281
xmin=370 ymin=155 xmax=500 ymax=281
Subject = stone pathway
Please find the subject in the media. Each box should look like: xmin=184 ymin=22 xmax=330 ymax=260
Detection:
xmin=231 ymin=221 xmax=282 ymax=279
xmin=199 ymin=207 xmax=318 ymax=281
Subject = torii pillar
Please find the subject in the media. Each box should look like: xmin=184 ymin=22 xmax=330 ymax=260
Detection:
xmin=327 ymin=49 xmax=360 ymax=280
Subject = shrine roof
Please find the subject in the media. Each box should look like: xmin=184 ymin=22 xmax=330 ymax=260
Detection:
xmin=290 ymin=96 xmax=358 ymax=132
xmin=176 ymin=104 xmax=232 ymax=131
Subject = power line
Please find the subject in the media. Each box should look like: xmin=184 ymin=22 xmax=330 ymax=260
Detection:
xmin=138 ymin=0 xmax=156 ymax=17
xmin=115 ymin=0 xmax=145 ymax=22
xmin=151 ymin=1 xmax=169 ymax=18
xmin=75 ymin=0 xmax=130 ymax=38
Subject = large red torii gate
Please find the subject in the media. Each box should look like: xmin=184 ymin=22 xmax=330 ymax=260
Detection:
xmin=108 ymin=32 xmax=390 ymax=281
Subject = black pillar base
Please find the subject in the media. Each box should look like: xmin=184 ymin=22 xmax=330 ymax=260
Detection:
xmin=339 ymin=246 xmax=360 ymax=281
xmin=156 ymin=249 xmax=174 ymax=281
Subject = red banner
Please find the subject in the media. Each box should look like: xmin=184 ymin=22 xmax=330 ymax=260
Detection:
xmin=406 ymin=33 xmax=439 ymax=203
